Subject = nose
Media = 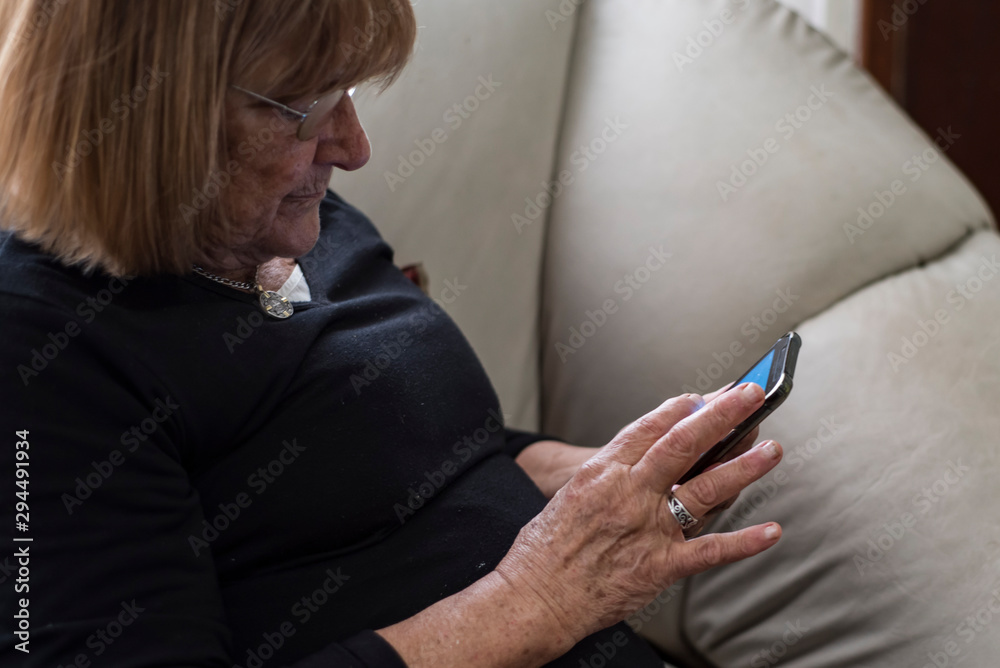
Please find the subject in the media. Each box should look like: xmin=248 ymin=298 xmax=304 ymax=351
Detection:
xmin=313 ymin=95 xmax=371 ymax=171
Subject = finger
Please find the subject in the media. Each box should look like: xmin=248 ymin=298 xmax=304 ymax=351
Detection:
xmin=691 ymin=490 xmax=738 ymax=532
xmin=707 ymin=433 xmax=769 ymax=514
xmin=673 ymin=441 xmax=782 ymax=518
xmin=672 ymin=522 xmax=782 ymax=579
xmin=607 ymin=393 xmax=705 ymax=466
xmin=698 ymin=428 xmax=763 ymax=514
xmin=699 ymin=426 xmax=760 ymax=476
xmin=690 ymin=488 xmax=742 ymax=515
xmin=703 ymin=381 xmax=735 ymax=404
xmin=720 ymin=426 xmax=760 ymax=464
xmin=631 ymin=383 xmax=764 ymax=492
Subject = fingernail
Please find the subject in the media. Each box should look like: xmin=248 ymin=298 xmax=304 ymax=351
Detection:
xmin=741 ymin=382 xmax=763 ymax=403
xmin=761 ymin=441 xmax=780 ymax=459
xmin=764 ymin=523 xmax=781 ymax=541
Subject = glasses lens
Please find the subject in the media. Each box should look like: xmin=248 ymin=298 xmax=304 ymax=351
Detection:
xmin=297 ymin=88 xmax=350 ymax=140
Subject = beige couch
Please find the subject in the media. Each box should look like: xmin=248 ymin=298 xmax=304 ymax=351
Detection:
xmin=333 ymin=1 xmax=1000 ymax=665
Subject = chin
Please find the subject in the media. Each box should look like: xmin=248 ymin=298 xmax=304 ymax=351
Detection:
xmin=271 ymin=207 xmax=322 ymax=259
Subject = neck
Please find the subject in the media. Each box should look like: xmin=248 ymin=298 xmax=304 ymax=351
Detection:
xmin=256 ymin=257 xmax=298 ymax=291
xmin=194 ymin=255 xmax=297 ymax=292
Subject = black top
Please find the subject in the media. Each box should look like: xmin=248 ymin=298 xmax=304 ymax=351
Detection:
xmin=0 ymin=191 xmax=665 ymax=667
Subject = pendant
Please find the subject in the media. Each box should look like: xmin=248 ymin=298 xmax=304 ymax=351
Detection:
xmin=258 ymin=290 xmax=294 ymax=319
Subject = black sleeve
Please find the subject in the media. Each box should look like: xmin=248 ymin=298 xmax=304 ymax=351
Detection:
xmin=295 ymin=631 xmax=408 ymax=667
xmin=502 ymin=427 xmax=564 ymax=459
xmin=0 ymin=300 xmax=404 ymax=668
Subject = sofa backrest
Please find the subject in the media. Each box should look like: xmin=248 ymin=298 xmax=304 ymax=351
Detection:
xmin=540 ymin=0 xmax=995 ymax=444
xmin=333 ymin=0 xmax=994 ymax=438
xmin=332 ymin=0 xmax=578 ymax=429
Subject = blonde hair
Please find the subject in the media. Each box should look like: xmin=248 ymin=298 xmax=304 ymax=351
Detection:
xmin=0 ymin=0 xmax=416 ymax=276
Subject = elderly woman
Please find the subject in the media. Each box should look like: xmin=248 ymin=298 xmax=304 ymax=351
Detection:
xmin=0 ymin=2 xmax=784 ymax=666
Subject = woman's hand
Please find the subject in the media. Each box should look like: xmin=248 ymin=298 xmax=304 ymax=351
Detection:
xmin=378 ymin=385 xmax=783 ymax=668
xmin=495 ymin=384 xmax=783 ymax=646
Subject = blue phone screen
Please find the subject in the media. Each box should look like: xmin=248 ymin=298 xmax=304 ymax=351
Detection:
xmin=736 ymin=349 xmax=775 ymax=392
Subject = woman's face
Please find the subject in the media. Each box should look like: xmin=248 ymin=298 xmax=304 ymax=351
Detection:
xmin=217 ymin=83 xmax=371 ymax=269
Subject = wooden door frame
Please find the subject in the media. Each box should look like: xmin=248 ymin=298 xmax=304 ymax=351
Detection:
xmin=858 ymin=0 xmax=909 ymax=104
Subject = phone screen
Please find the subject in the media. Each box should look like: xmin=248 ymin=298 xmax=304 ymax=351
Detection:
xmin=736 ymin=349 xmax=775 ymax=392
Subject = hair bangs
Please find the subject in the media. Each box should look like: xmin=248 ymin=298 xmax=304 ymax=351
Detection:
xmin=235 ymin=0 xmax=416 ymax=101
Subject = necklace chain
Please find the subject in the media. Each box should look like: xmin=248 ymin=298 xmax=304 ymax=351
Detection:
xmin=191 ymin=265 xmax=259 ymax=292
xmin=190 ymin=264 xmax=295 ymax=319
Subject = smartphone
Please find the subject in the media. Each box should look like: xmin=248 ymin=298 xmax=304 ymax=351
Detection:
xmin=677 ymin=332 xmax=802 ymax=484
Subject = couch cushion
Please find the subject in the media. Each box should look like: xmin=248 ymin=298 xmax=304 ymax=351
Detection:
xmin=541 ymin=0 xmax=994 ymax=444
xmin=332 ymin=0 xmax=578 ymax=429
xmin=641 ymin=229 xmax=1000 ymax=667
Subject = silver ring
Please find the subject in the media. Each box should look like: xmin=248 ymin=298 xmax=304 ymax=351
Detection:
xmin=667 ymin=493 xmax=700 ymax=531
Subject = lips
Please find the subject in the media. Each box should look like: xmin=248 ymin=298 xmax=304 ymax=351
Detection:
xmin=286 ymin=173 xmax=331 ymax=201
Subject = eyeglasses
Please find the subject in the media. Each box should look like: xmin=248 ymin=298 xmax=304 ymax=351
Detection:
xmin=230 ymin=85 xmax=353 ymax=141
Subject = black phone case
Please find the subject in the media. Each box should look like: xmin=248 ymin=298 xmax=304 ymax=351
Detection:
xmin=676 ymin=332 xmax=801 ymax=485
